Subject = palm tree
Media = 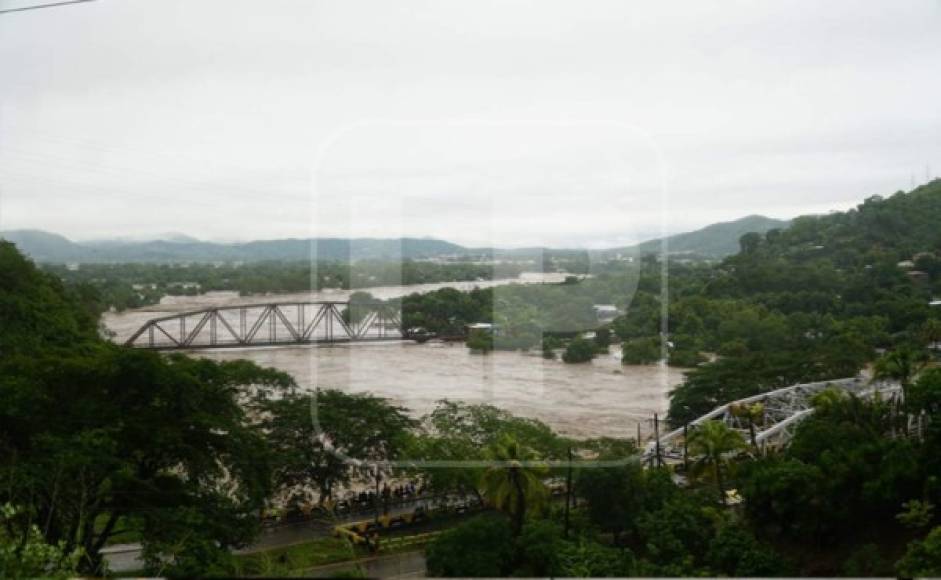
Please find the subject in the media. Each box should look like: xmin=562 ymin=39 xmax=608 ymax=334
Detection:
xmin=479 ymin=436 xmax=548 ymax=535
xmin=687 ymin=420 xmax=746 ymax=504
xmin=730 ymin=402 xmax=764 ymax=449
xmin=873 ymin=346 xmax=929 ymax=399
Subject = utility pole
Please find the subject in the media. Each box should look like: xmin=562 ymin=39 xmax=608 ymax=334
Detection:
xmin=654 ymin=413 xmax=662 ymax=468
xmin=564 ymin=446 xmax=573 ymax=538
xmin=683 ymin=423 xmax=689 ymax=473
xmin=374 ymin=467 xmax=382 ymax=524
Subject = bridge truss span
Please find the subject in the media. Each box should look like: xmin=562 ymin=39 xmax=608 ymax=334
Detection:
xmin=125 ymin=301 xmax=405 ymax=350
xmin=644 ymin=376 xmax=901 ymax=466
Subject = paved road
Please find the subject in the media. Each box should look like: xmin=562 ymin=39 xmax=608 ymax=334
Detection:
xmin=102 ymin=497 xmax=446 ymax=573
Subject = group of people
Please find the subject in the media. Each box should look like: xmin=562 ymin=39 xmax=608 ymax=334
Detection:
xmin=328 ymin=480 xmax=427 ymax=515
xmin=351 ymin=480 xmax=424 ymax=506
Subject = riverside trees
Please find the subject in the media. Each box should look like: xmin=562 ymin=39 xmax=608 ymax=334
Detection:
xmin=0 ymin=243 xmax=298 ymax=575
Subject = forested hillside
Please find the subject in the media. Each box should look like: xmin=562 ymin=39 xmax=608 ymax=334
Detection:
xmin=660 ymin=180 xmax=941 ymax=423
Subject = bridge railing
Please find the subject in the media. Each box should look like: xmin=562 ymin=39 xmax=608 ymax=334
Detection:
xmin=125 ymin=301 xmax=405 ymax=350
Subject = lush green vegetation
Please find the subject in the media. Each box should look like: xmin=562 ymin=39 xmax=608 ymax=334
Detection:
xmin=397 ymin=182 xmax=941 ymax=423
xmin=44 ymin=259 xmax=524 ymax=313
xmin=663 ymin=182 xmax=941 ymax=424
xmin=0 ymin=243 xmax=274 ymax=574
xmin=562 ymin=337 xmax=596 ymax=363
xmin=422 ymin=380 xmax=941 ymax=577
xmin=231 ymin=537 xmax=357 ymax=577
xmin=6 ymin=180 xmax=941 ymax=577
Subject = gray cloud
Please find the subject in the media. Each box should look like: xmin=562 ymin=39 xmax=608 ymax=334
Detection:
xmin=0 ymin=0 xmax=939 ymax=246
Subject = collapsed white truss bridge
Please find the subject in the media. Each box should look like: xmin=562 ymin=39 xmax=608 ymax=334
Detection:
xmin=643 ymin=376 xmax=902 ymax=466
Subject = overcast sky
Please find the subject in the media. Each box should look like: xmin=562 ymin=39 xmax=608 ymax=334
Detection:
xmin=1 ymin=0 xmax=939 ymax=248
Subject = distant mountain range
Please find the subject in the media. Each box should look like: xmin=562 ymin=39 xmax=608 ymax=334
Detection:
xmin=0 ymin=215 xmax=789 ymax=264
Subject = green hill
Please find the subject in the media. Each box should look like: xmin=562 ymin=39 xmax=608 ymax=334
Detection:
xmin=663 ymin=179 xmax=941 ymax=425
xmin=627 ymin=215 xmax=791 ymax=257
xmin=754 ymin=179 xmax=941 ymax=262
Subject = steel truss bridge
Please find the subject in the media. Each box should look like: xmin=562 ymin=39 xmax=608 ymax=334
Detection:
xmin=125 ymin=301 xmax=405 ymax=350
xmin=643 ymin=376 xmax=901 ymax=466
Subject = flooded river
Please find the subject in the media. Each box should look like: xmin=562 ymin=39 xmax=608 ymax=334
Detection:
xmin=103 ymin=274 xmax=684 ymax=439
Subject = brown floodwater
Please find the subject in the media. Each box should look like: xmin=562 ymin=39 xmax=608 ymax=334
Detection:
xmin=103 ymin=274 xmax=684 ymax=439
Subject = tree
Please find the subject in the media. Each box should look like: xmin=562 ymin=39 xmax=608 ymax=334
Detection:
xmin=739 ymin=231 xmax=763 ymax=254
xmin=411 ymin=401 xmax=563 ymax=500
xmin=909 ymin=368 xmax=941 ymax=415
xmin=0 ymin=241 xmax=99 ymax=355
xmin=873 ymin=346 xmax=929 ymax=398
xmin=920 ymin=318 xmax=941 ymax=348
xmin=0 ymin=348 xmax=294 ymax=575
xmin=0 ymin=244 xmax=302 ymax=575
xmin=621 ymin=337 xmax=661 ymax=365
xmin=263 ymin=389 xmax=415 ymax=506
xmin=729 ymin=402 xmax=764 ymax=448
xmin=515 ymin=519 xmax=565 ymax=576
xmin=479 ymin=436 xmax=548 ymax=535
xmin=558 ymin=537 xmax=635 ymax=577
xmin=425 ymin=514 xmax=514 ymax=577
xmin=705 ymin=523 xmax=787 ymax=576
xmin=740 ymin=458 xmax=827 ymax=540
xmin=562 ymin=337 xmax=595 ymax=363
xmin=466 ymin=330 xmax=493 ymax=353
xmin=686 ymin=421 xmax=746 ymax=503
xmin=896 ymin=526 xmax=941 ymax=578
xmin=897 ymin=500 xmax=935 ymax=530
xmin=635 ymin=493 xmax=715 ymax=574
xmin=0 ymin=504 xmax=81 ymax=579
xmin=576 ymin=461 xmax=645 ymax=545
xmin=593 ymin=327 xmax=612 ymax=352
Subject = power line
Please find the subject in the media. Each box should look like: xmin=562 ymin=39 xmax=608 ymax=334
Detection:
xmin=0 ymin=0 xmax=95 ymax=15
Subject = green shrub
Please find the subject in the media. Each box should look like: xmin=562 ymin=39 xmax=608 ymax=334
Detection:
xmin=426 ymin=514 xmax=514 ymax=577
xmin=563 ymin=337 xmax=596 ymax=363
xmin=668 ymin=348 xmax=705 ymax=367
xmin=466 ymin=331 xmax=493 ymax=353
xmin=621 ymin=337 xmax=661 ymax=365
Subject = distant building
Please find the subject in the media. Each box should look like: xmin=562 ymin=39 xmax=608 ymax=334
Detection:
xmin=897 ymin=260 xmax=916 ymax=270
xmin=907 ymin=270 xmax=929 ymax=282
xmin=592 ymin=304 xmax=619 ymax=322
xmin=466 ymin=322 xmax=495 ymax=333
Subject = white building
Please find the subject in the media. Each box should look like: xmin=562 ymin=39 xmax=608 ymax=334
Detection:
xmin=592 ymin=304 xmax=619 ymax=322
